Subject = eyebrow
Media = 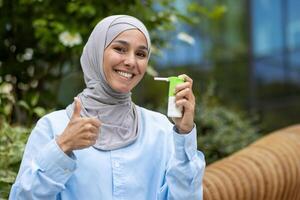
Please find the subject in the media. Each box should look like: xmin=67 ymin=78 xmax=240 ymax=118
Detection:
xmin=112 ymin=40 xmax=148 ymax=51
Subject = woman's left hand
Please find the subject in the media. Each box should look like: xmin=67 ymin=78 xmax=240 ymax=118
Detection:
xmin=172 ymin=74 xmax=195 ymax=134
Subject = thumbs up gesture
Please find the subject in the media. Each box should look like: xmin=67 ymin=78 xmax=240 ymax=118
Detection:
xmin=56 ymin=97 xmax=101 ymax=154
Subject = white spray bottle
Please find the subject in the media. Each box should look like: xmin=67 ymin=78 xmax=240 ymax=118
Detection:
xmin=154 ymin=76 xmax=185 ymax=118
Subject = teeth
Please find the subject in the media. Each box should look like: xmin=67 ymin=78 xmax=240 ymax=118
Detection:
xmin=117 ymin=71 xmax=133 ymax=78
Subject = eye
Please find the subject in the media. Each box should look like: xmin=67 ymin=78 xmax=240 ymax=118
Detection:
xmin=113 ymin=46 xmax=126 ymax=53
xmin=136 ymin=50 xmax=147 ymax=58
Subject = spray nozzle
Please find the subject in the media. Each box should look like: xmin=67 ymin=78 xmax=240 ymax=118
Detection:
xmin=154 ymin=76 xmax=184 ymax=82
xmin=154 ymin=77 xmax=169 ymax=82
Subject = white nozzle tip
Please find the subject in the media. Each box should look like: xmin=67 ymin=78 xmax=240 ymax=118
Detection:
xmin=154 ymin=77 xmax=169 ymax=81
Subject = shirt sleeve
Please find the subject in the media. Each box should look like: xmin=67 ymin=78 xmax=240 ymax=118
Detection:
xmin=157 ymin=125 xmax=206 ymax=200
xmin=9 ymin=116 xmax=76 ymax=200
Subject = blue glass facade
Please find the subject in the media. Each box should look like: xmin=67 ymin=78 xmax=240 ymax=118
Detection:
xmin=251 ymin=0 xmax=300 ymax=84
xmin=250 ymin=0 xmax=300 ymax=130
xmin=252 ymin=0 xmax=284 ymax=56
xmin=288 ymin=0 xmax=300 ymax=84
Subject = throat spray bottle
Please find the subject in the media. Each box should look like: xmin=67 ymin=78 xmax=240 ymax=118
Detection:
xmin=154 ymin=76 xmax=185 ymax=118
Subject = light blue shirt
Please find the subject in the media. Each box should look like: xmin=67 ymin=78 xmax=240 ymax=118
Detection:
xmin=9 ymin=106 xmax=205 ymax=200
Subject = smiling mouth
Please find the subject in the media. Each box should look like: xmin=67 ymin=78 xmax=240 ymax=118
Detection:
xmin=115 ymin=70 xmax=134 ymax=79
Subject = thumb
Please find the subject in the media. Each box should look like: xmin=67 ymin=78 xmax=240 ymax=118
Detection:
xmin=71 ymin=97 xmax=81 ymax=119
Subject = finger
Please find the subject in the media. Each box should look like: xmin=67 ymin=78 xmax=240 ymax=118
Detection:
xmin=71 ymin=97 xmax=82 ymax=119
xmin=89 ymin=125 xmax=99 ymax=134
xmin=87 ymin=138 xmax=97 ymax=146
xmin=175 ymin=88 xmax=191 ymax=101
xmin=178 ymin=74 xmax=193 ymax=85
xmin=84 ymin=132 xmax=98 ymax=141
xmin=83 ymin=123 xmax=99 ymax=133
xmin=78 ymin=139 xmax=96 ymax=148
xmin=176 ymin=99 xmax=195 ymax=112
xmin=83 ymin=118 xmax=101 ymax=127
xmin=89 ymin=132 xmax=98 ymax=141
xmin=175 ymin=82 xmax=192 ymax=93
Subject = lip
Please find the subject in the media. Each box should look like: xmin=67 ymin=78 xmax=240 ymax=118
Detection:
xmin=114 ymin=69 xmax=135 ymax=80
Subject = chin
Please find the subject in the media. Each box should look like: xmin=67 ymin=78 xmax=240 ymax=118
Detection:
xmin=113 ymin=86 xmax=131 ymax=93
xmin=118 ymin=89 xmax=131 ymax=93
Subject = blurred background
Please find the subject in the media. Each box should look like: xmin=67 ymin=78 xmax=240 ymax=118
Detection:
xmin=0 ymin=0 xmax=299 ymax=198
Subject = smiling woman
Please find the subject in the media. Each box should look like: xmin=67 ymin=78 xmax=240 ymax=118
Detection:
xmin=103 ymin=29 xmax=149 ymax=93
xmin=9 ymin=15 xmax=205 ymax=200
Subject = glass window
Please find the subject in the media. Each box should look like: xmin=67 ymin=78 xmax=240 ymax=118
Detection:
xmin=287 ymin=0 xmax=300 ymax=49
xmin=254 ymin=54 xmax=285 ymax=83
xmin=252 ymin=0 xmax=284 ymax=56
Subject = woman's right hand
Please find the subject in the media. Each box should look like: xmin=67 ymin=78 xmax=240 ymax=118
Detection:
xmin=56 ymin=97 xmax=101 ymax=154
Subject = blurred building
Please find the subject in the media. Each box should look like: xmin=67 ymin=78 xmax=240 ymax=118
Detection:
xmin=155 ymin=0 xmax=300 ymax=132
xmin=250 ymin=0 xmax=300 ymax=131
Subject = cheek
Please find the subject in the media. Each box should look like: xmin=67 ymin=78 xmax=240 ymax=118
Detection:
xmin=103 ymin=53 xmax=120 ymax=73
xmin=102 ymin=52 xmax=110 ymax=73
xmin=138 ymin=61 xmax=148 ymax=74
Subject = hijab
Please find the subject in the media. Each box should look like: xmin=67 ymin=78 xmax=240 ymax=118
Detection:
xmin=66 ymin=15 xmax=151 ymax=150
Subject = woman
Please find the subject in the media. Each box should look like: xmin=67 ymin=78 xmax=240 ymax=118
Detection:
xmin=9 ymin=15 xmax=205 ymax=200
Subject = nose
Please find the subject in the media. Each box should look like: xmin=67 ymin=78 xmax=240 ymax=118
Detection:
xmin=123 ymin=52 xmax=136 ymax=68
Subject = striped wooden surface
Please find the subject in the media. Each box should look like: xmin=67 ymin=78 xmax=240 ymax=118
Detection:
xmin=203 ymin=125 xmax=300 ymax=200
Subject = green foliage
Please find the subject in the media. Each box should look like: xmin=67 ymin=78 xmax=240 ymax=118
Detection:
xmin=1 ymin=0 xmax=203 ymax=124
xmin=0 ymin=80 xmax=48 ymax=125
xmin=0 ymin=118 xmax=31 ymax=199
xmin=0 ymin=82 xmax=14 ymax=120
xmin=196 ymin=81 xmax=260 ymax=164
xmin=187 ymin=2 xmax=226 ymax=20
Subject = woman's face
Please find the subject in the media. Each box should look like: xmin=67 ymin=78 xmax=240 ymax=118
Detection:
xmin=103 ymin=29 xmax=149 ymax=93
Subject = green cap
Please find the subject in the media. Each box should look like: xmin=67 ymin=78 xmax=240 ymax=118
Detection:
xmin=168 ymin=76 xmax=185 ymax=97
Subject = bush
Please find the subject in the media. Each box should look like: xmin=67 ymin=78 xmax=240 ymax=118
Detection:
xmin=196 ymin=82 xmax=261 ymax=164
xmin=0 ymin=119 xmax=30 ymax=199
